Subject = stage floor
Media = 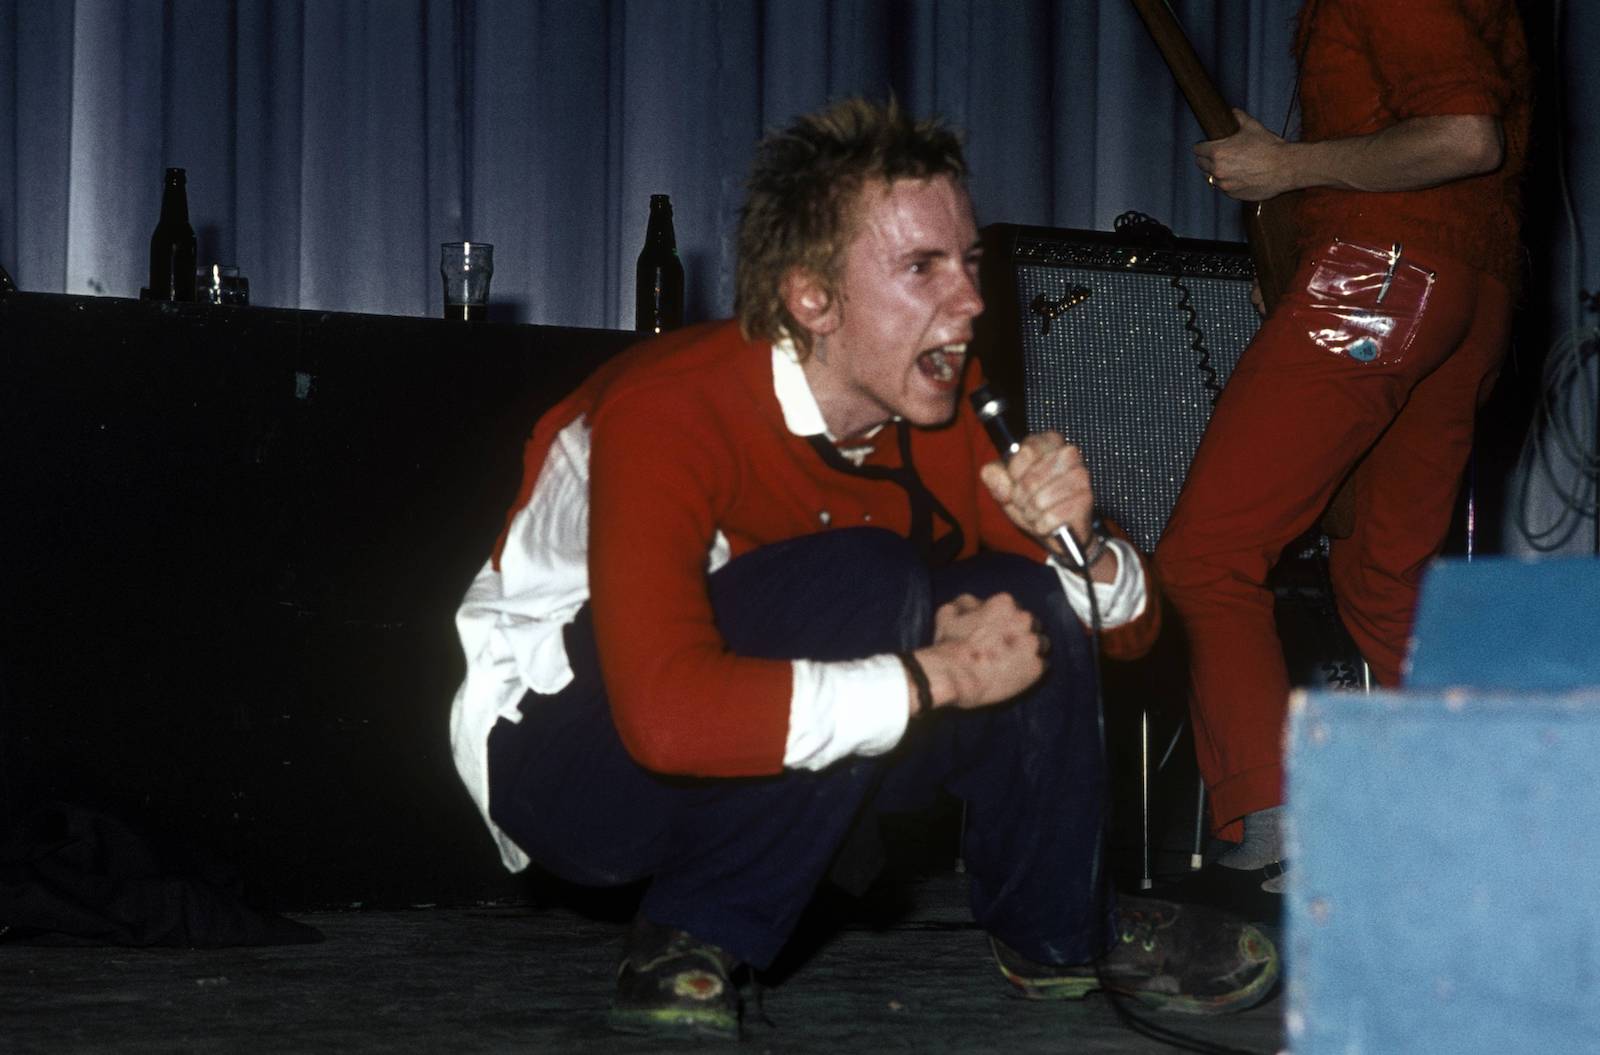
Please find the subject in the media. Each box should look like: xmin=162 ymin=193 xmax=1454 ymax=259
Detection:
xmin=1 ymin=868 xmax=1284 ymax=1054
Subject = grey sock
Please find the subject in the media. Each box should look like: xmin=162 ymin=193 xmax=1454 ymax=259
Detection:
xmin=1216 ymin=805 xmax=1284 ymax=871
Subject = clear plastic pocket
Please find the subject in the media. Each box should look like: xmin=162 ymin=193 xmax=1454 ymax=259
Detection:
xmin=1300 ymin=239 xmax=1435 ymax=366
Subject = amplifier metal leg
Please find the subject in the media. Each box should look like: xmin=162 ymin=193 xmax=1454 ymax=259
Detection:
xmin=955 ymin=800 xmax=966 ymax=874
xmin=1140 ymin=708 xmax=1153 ymax=890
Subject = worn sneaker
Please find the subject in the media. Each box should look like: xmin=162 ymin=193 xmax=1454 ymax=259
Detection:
xmin=607 ymin=916 xmax=742 ymax=1039
xmin=990 ymin=896 xmax=1279 ymax=1014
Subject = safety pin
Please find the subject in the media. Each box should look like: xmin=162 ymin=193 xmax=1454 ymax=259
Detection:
xmin=1375 ymin=242 xmax=1402 ymax=304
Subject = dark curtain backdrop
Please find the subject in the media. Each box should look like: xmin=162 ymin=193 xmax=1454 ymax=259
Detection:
xmin=2 ymin=0 xmax=1594 ymax=551
xmin=0 ymin=2 xmax=1593 ymax=544
xmin=2 ymin=1 xmax=1591 ymax=328
xmin=4 ymin=1 xmax=1591 ymax=326
xmin=1 ymin=0 xmax=1316 ymax=326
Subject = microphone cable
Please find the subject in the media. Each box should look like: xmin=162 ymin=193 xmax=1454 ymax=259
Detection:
xmin=970 ymin=386 xmax=1275 ymax=1055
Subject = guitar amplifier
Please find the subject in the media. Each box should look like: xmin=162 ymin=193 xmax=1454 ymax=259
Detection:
xmin=976 ymin=222 xmax=1261 ymax=553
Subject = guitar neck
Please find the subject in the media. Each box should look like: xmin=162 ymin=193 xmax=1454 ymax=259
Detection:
xmin=1128 ymin=0 xmax=1298 ymax=308
xmin=1128 ymin=0 xmax=1239 ymax=139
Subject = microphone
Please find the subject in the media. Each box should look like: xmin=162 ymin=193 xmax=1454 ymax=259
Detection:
xmin=969 ymin=385 xmax=1088 ymax=568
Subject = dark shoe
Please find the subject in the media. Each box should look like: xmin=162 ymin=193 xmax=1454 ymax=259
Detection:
xmin=990 ymin=896 xmax=1279 ymax=1014
xmin=1157 ymin=860 xmax=1287 ymax=925
xmin=607 ymin=916 xmax=742 ymax=1039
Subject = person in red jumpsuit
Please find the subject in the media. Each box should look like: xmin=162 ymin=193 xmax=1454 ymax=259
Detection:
xmin=1155 ymin=0 xmax=1531 ymax=910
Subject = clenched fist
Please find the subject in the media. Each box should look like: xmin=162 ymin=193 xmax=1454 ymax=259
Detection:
xmin=908 ymin=592 xmax=1048 ymax=714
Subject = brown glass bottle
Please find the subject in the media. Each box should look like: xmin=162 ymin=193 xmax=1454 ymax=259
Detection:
xmin=148 ymin=168 xmax=197 ymax=301
xmin=635 ymin=194 xmax=684 ymax=333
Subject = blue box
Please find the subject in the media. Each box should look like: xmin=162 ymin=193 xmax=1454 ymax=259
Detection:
xmin=1287 ymin=555 xmax=1600 ymax=1052
xmin=1406 ymin=556 xmax=1600 ymax=691
xmin=1287 ymin=688 xmax=1600 ymax=1052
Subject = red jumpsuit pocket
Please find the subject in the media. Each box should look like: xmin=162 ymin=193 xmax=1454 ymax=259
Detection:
xmin=1296 ymin=239 xmax=1435 ymax=367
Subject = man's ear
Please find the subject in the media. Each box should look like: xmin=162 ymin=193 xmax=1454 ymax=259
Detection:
xmin=780 ymin=267 xmax=841 ymax=337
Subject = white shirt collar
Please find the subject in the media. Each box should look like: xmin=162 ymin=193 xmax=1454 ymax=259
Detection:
xmin=771 ymin=335 xmax=830 ymax=438
xmin=770 ymin=333 xmax=890 ymax=444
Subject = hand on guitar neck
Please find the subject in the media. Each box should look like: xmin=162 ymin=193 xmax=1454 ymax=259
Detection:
xmin=1190 ymin=107 xmax=1301 ymax=315
xmin=1193 ymin=108 xmax=1296 ymax=203
xmin=1125 ymin=0 xmax=1299 ymax=310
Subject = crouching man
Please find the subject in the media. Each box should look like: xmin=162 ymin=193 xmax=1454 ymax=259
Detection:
xmin=448 ymin=97 xmax=1277 ymax=1040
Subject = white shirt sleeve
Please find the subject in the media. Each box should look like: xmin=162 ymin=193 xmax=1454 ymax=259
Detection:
xmin=782 ymin=654 xmax=910 ymax=770
xmin=1051 ymin=536 xmax=1148 ymax=628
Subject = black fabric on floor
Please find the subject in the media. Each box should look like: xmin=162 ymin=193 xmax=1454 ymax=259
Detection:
xmin=0 ymin=802 xmax=322 ymax=947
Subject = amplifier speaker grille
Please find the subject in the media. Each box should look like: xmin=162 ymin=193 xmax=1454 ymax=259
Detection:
xmin=979 ymin=223 xmax=1261 ymax=553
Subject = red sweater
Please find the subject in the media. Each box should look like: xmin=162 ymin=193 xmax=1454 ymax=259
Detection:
xmin=1292 ymin=0 xmax=1531 ymax=289
xmin=494 ymin=321 xmax=1160 ymax=776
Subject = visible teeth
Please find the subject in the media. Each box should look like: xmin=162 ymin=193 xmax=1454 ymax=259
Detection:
xmin=924 ymin=343 xmax=966 ymax=382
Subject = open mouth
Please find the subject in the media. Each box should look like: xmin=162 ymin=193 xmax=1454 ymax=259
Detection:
xmin=916 ymin=342 xmax=967 ymax=385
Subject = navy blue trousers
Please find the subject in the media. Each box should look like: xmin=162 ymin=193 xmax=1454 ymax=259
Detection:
xmin=487 ymin=528 xmax=1113 ymax=970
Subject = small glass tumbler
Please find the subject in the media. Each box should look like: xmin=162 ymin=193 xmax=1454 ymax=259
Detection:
xmin=196 ymin=264 xmax=249 ymax=306
xmin=441 ymin=241 xmax=493 ymax=321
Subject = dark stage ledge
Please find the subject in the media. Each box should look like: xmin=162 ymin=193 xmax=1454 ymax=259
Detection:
xmin=0 ymin=291 xmax=638 ymax=912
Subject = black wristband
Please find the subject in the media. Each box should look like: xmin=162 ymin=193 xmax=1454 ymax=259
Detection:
xmin=898 ymin=652 xmax=934 ymax=716
xmin=1056 ymin=532 xmax=1109 ymax=572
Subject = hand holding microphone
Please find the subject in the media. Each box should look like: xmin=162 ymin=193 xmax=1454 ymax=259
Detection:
xmin=971 ymin=387 xmax=1107 ymax=575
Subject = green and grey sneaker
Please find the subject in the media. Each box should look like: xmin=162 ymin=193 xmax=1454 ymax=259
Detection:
xmin=991 ymin=895 xmax=1279 ymax=1014
xmin=607 ymin=916 xmax=742 ymax=1039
